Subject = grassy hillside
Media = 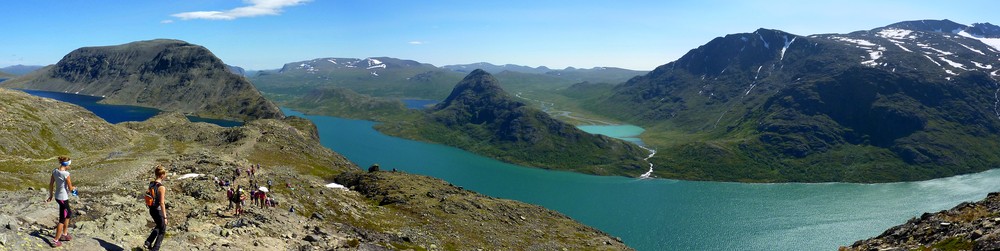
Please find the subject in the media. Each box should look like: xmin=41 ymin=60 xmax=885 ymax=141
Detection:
xmin=376 ymin=70 xmax=648 ymax=176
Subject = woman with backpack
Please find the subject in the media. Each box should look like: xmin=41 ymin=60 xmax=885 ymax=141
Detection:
xmin=46 ymin=156 xmax=76 ymax=248
xmin=144 ymin=164 xmax=168 ymax=251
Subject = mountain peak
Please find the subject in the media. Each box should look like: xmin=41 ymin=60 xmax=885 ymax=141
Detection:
xmin=436 ymin=69 xmax=508 ymax=109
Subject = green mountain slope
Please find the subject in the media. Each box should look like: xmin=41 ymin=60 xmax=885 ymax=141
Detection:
xmin=377 ymin=69 xmax=648 ymax=176
xmin=587 ymin=20 xmax=1000 ymax=182
xmin=283 ymin=86 xmax=417 ymax=121
xmin=0 ymin=39 xmax=283 ymax=121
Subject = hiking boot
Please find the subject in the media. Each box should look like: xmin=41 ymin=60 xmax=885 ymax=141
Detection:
xmin=60 ymin=234 xmax=72 ymax=241
xmin=51 ymin=240 xmax=62 ymax=248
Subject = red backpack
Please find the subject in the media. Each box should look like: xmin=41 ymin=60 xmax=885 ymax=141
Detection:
xmin=144 ymin=182 xmax=161 ymax=207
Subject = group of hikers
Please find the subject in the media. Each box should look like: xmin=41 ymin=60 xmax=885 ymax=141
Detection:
xmin=43 ymin=156 xmax=282 ymax=250
xmin=220 ymin=164 xmax=279 ymax=217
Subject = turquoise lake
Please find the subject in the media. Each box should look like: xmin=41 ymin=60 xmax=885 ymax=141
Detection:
xmin=578 ymin=124 xmax=646 ymax=145
xmin=284 ymin=108 xmax=1000 ymax=251
xmin=20 ymin=87 xmax=1000 ymax=251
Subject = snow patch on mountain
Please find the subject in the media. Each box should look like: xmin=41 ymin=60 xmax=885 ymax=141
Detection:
xmin=887 ymin=39 xmax=914 ymax=52
xmin=758 ymin=33 xmax=769 ymax=48
xmin=956 ymin=42 xmax=986 ymax=55
xmin=917 ymin=43 xmax=954 ymax=55
xmin=298 ymin=63 xmax=318 ymax=73
xmin=877 ymin=28 xmax=914 ymax=39
xmin=923 ymin=55 xmax=943 ymax=67
xmin=861 ymin=50 xmax=884 ymax=67
xmin=830 ymin=36 xmax=877 ymax=47
xmin=957 ymin=30 xmax=1000 ymax=52
xmin=366 ymin=64 xmax=386 ymax=70
xmin=939 ymin=57 xmax=967 ymax=70
xmin=971 ymin=61 xmax=994 ymax=69
xmin=327 ymin=59 xmax=338 ymax=64
xmin=780 ymin=35 xmax=796 ymax=61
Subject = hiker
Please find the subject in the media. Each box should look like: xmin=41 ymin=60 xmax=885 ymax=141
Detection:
xmin=144 ymin=164 xmax=168 ymax=251
xmin=226 ymin=187 xmax=234 ymax=210
xmin=257 ymin=188 xmax=268 ymax=209
xmin=267 ymin=179 xmax=273 ymax=191
xmin=234 ymin=186 xmax=246 ymax=217
xmin=368 ymin=163 xmax=380 ymax=173
xmin=46 ymin=156 xmax=76 ymax=248
xmin=250 ymin=189 xmax=257 ymax=207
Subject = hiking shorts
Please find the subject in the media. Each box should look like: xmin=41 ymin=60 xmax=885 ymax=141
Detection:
xmin=56 ymin=199 xmax=72 ymax=222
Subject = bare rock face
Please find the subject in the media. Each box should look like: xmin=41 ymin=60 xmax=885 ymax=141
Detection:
xmin=1 ymin=39 xmax=283 ymax=121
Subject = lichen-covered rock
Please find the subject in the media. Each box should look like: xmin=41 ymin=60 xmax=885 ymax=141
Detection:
xmin=843 ymin=192 xmax=1000 ymax=250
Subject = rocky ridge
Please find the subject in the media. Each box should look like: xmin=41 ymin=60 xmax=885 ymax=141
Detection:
xmin=377 ymin=69 xmax=648 ymax=176
xmin=0 ymin=88 xmax=630 ymax=250
xmin=843 ymin=192 xmax=1000 ymax=250
xmin=0 ymin=39 xmax=283 ymax=122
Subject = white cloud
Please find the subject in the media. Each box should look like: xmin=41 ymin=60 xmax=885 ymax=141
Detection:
xmin=408 ymin=41 xmax=424 ymax=45
xmin=160 ymin=20 xmax=175 ymax=24
xmin=172 ymin=0 xmax=310 ymax=21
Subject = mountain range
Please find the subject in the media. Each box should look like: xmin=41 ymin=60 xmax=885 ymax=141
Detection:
xmin=579 ymin=19 xmax=1000 ymax=182
xmin=250 ymin=57 xmax=647 ymax=101
xmin=0 ymin=39 xmax=283 ymax=122
xmin=0 ymin=64 xmax=44 ymax=76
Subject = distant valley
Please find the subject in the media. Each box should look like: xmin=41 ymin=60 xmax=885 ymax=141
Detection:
xmin=260 ymin=19 xmax=1000 ymax=183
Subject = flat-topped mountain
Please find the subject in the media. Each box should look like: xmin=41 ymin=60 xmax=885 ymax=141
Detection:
xmin=0 ymin=39 xmax=283 ymax=121
xmin=379 ymin=69 xmax=648 ymax=176
xmin=584 ymin=20 xmax=1000 ymax=182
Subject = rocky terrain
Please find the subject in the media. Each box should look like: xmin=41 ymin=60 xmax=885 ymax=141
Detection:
xmin=0 ymin=88 xmax=630 ymax=250
xmin=377 ymin=69 xmax=648 ymax=176
xmin=843 ymin=192 xmax=1000 ymax=251
xmin=0 ymin=39 xmax=283 ymax=122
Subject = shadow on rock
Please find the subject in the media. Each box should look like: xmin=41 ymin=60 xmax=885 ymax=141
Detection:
xmin=93 ymin=237 xmax=126 ymax=251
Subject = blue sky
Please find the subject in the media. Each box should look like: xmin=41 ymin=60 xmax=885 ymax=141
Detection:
xmin=3 ymin=0 xmax=998 ymax=70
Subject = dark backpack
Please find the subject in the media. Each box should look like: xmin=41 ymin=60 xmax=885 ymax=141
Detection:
xmin=144 ymin=182 xmax=161 ymax=207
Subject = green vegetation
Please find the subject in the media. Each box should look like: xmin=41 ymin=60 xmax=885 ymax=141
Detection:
xmin=376 ymin=70 xmax=648 ymax=176
xmin=282 ymin=87 xmax=420 ymax=122
xmin=557 ymin=26 xmax=1000 ymax=182
xmin=926 ymin=237 xmax=974 ymax=251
